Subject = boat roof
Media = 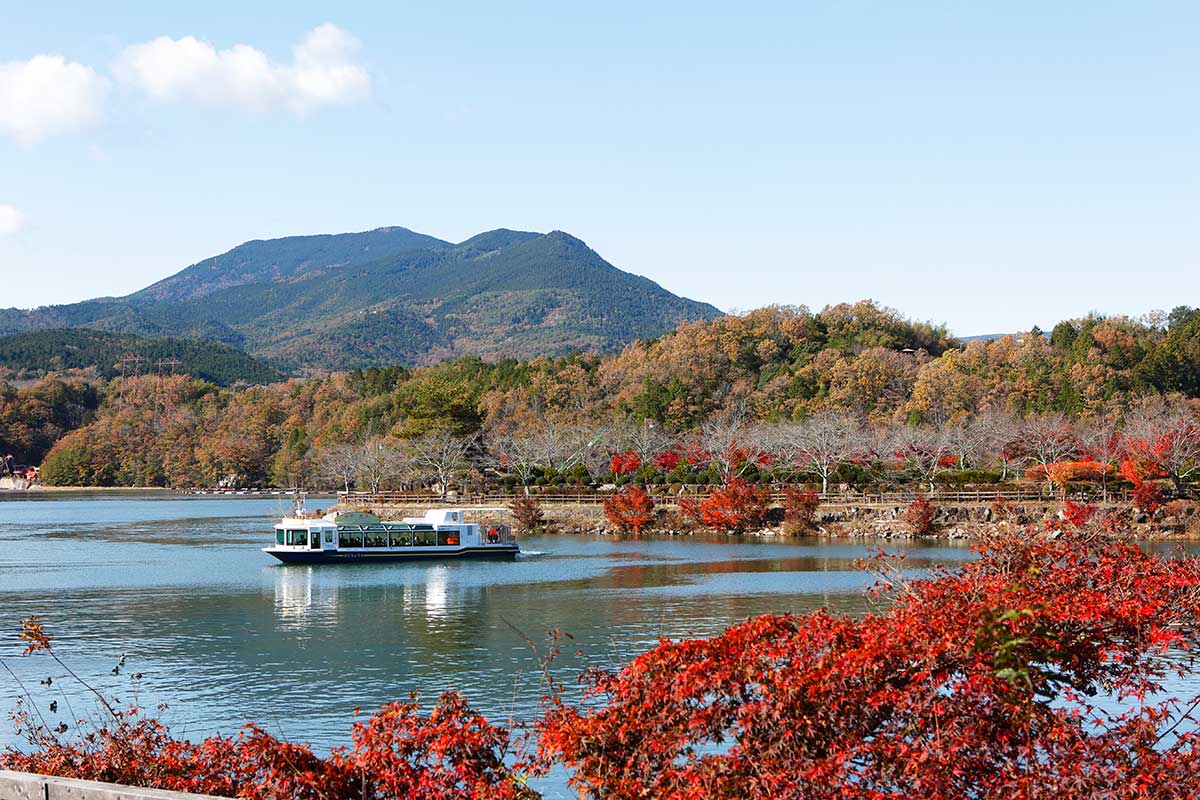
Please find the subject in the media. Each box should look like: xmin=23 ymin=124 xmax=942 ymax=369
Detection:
xmin=401 ymin=509 xmax=468 ymax=525
xmin=279 ymin=508 xmax=475 ymax=527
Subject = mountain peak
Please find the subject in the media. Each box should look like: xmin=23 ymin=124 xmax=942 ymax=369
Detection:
xmin=455 ymin=228 xmax=543 ymax=254
xmin=1 ymin=224 xmax=723 ymax=371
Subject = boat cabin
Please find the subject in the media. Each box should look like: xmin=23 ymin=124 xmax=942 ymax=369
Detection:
xmin=266 ymin=508 xmax=517 ymax=563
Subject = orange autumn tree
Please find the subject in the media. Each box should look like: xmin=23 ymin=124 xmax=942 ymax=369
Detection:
xmin=682 ymin=478 xmax=768 ymax=531
xmin=603 ymin=484 xmax=656 ymax=533
xmin=1026 ymin=460 xmax=1114 ymax=497
xmin=1119 ymin=452 xmax=1167 ymax=514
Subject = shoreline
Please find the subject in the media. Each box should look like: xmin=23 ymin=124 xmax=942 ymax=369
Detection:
xmin=0 ymin=485 xmax=177 ymax=493
xmin=341 ymin=497 xmax=1200 ymax=542
xmin=5 ymin=488 xmax=1198 ymax=540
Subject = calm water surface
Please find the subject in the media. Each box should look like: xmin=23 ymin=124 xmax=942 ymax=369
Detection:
xmin=0 ymin=492 xmax=979 ymax=794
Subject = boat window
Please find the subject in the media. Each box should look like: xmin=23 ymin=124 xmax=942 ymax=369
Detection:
xmin=412 ymin=525 xmax=437 ymax=547
xmin=324 ymin=530 xmax=333 ymax=544
xmin=438 ymin=530 xmax=461 ymax=546
xmin=365 ymin=528 xmax=387 ymax=547
xmin=276 ymin=530 xmax=285 ymax=546
xmin=338 ymin=527 xmax=364 ymax=548
xmin=287 ymin=529 xmax=307 ymax=546
xmin=386 ymin=525 xmax=411 ymax=547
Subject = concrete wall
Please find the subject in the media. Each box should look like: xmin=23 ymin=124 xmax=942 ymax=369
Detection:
xmin=0 ymin=770 xmax=224 ymax=800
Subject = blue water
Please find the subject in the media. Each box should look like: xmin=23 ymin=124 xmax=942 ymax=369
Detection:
xmin=0 ymin=491 xmax=974 ymax=796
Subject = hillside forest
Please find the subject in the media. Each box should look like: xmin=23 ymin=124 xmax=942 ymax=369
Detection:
xmin=2 ymin=301 xmax=1198 ymax=495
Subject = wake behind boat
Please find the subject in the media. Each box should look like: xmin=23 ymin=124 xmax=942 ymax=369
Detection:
xmin=264 ymin=502 xmax=519 ymax=564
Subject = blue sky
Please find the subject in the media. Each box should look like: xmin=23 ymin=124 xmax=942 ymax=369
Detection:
xmin=1 ymin=1 xmax=1196 ymax=334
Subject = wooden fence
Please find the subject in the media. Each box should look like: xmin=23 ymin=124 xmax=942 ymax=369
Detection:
xmin=0 ymin=769 xmax=223 ymax=799
xmin=338 ymin=487 xmax=1129 ymax=507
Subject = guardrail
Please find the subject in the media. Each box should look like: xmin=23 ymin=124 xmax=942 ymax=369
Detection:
xmin=0 ymin=769 xmax=224 ymax=799
xmin=338 ymin=487 xmax=1128 ymax=507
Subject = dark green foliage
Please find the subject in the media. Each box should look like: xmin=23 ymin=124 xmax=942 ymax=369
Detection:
xmin=0 ymin=329 xmax=282 ymax=386
xmin=1135 ymin=307 xmax=1200 ymax=397
xmin=129 ymin=226 xmax=448 ymax=303
xmin=1 ymin=227 xmax=721 ymax=371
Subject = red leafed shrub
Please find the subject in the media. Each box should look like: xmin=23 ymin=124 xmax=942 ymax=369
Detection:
xmin=1120 ymin=450 xmax=1166 ymax=515
xmin=782 ymin=487 xmax=821 ymax=534
xmin=990 ymin=494 xmax=1015 ymax=520
xmin=603 ymin=484 xmax=656 ymax=533
xmin=676 ymin=494 xmax=702 ymax=522
xmin=609 ymin=451 xmax=641 ymax=476
xmin=903 ymin=495 xmax=937 ymax=535
xmin=1062 ymin=500 xmax=1097 ymax=527
xmin=2 ymin=620 xmax=534 ymax=800
xmin=509 ymin=494 xmax=545 ymax=532
xmin=1133 ymin=481 xmax=1164 ymax=515
xmin=332 ymin=694 xmax=535 ymax=800
xmin=651 ymin=450 xmax=681 ymax=471
xmin=683 ymin=478 xmax=767 ymax=531
xmin=537 ymin=527 xmax=1200 ymax=799
xmin=2 ymin=697 xmax=533 ymax=800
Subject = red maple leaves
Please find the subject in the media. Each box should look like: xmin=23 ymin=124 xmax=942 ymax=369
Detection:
xmin=538 ymin=526 xmax=1200 ymax=798
xmin=603 ymin=484 xmax=656 ymax=533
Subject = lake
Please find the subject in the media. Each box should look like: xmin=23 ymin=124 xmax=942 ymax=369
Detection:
xmin=0 ymin=492 xmax=976 ymax=795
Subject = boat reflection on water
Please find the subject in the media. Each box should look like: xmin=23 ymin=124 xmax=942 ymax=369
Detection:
xmin=269 ymin=561 xmax=479 ymax=638
xmin=270 ymin=565 xmax=333 ymax=630
xmin=423 ymin=568 xmax=450 ymax=621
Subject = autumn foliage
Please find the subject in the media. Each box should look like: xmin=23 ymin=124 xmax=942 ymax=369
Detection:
xmin=683 ymin=478 xmax=768 ymax=531
xmin=782 ymin=487 xmax=821 ymax=534
xmin=2 ymin=695 xmax=534 ymax=800
xmin=1119 ymin=450 xmax=1167 ymax=514
xmin=1038 ymin=459 xmax=1113 ymax=488
xmin=903 ymin=495 xmax=937 ymax=535
xmin=537 ymin=527 xmax=1200 ymax=799
xmin=608 ymin=450 xmax=641 ymax=476
xmin=603 ymin=484 xmax=656 ymax=533
xmin=508 ymin=494 xmax=545 ymax=532
xmin=1061 ymin=499 xmax=1097 ymax=527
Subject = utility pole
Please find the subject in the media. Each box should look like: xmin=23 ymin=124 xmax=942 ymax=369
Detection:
xmin=116 ymin=353 xmax=145 ymax=401
xmin=156 ymin=357 xmax=181 ymax=376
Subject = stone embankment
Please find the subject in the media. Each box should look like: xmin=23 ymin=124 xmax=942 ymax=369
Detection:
xmin=341 ymin=496 xmax=1200 ymax=540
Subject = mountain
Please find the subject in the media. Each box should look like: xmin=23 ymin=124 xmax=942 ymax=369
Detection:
xmin=0 ymin=227 xmax=722 ymax=371
xmin=0 ymin=329 xmax=284 ymax=386
xmin=131 ymin=226 xmax=448 ymax=303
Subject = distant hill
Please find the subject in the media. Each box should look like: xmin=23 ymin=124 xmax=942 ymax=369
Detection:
xmin=0 ymin=227 xmax=722 ymax=371
xmin=0 ymin=329 xmax=284 ymax=386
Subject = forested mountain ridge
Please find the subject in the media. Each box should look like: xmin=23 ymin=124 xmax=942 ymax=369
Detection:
xmin=130 ymin=226 xmax=449 ymax=303
xmin=0 ymin=227 xmax=722 ymax=370
xmin=0 ymin=329 xmax=283 ymax=386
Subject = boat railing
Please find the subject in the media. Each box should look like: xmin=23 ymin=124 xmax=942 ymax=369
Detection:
xmin=484 ymin=524 xmax=513 ymax=545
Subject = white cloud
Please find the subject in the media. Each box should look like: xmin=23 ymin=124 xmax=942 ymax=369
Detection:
xmin=0 ymin=204 xmax=30 ymax=237
xmin=0 ymin=56 xmax=108 ymax=145
xmin=113 ymin=24 xmax=370 ymax=113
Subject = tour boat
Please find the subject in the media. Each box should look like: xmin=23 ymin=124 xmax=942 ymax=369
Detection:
xmin=264 ymin=505 xmax=519 ymax=564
